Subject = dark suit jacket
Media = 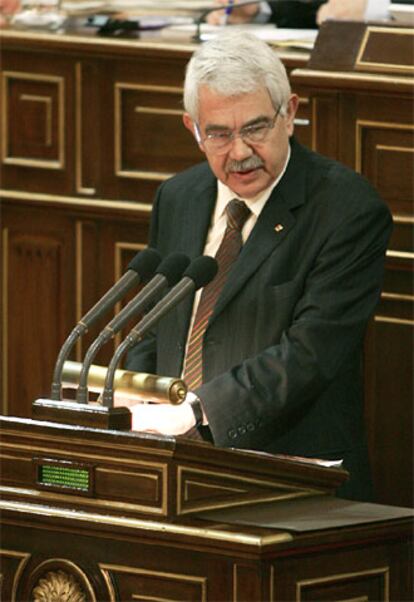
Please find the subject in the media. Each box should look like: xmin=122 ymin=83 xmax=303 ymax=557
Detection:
xmin=268 ymin=0 xmax=326 ymax=28
xmin=126 ymin=138 xmax=392 ymax=501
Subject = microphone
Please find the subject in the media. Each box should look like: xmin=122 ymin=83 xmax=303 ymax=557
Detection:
xmin=50 ymin=247 xmax=161 ymax=401
xmin=76 ymin=253 xmax=190 ymax=403
xmin=101 ymin=255 xmax=218 ymax=408
xmin=193 ymin=0 xmax=324 ymax=42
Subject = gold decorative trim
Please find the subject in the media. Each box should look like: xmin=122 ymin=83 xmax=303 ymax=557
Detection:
xmin=20 ymin=94 xmax=52 ymax=146
xmin=296 ymin=566 xmax=390 ymax=601
xmin=311 ymin=97 xmax=317 ymax=151
xmin=119 ymin=83 xmax=183 ymax=95
xmin=0 ymin=452 xmax=31 ymax=462
xmin=338 ymin=598 xmax=368 ymax=602
xmin=381 ymin=292 xmax=414 ymax=302
xmin=134 ymin=106 xmax=184 ymax=117
xmin=1 ymin=189 xmax=152 ymax=214
xmin=180 ymin=489 xmax=315 ymax=515
xmin=0 ymin=426 xmax=170 ymax=456
xmin=0 ymin=482 xmax=166 ymax=516
xmin=99 ymin=567 xmax=116 ymax=602
xmin=114 ymin=169 xmax=173 ymax=182
xmin=0 ymin=29 xmax=196 ymax=52
xmin=114 ymin=82 xmax=182 ymax=181
xmin=291 ymin=68 xmax=414 ymax=86
xmin=32 ymin=570 xmax=86 ymax=602
xmin=375 ymin=316 xmax=414 ymax=326
xmin=355 ymin=120 xmax=414 ymax=173
xmin=393 ymin=214 xmax=414 ymax=225
xmin=114 ymin=242 xmax=146 ymax=348
xmin=0 ymin=499 xmax=292 ymax=546
xmin=386 ymin=250 xmax=414 ymax=260
xmin=100 ymin=563 xmax=207 ymax=602
xmin=356 ymin=27 xmax=414 ymax=75
xmin=269 ymin=565 xmax=275 ymax=602
xmin=232 ymin=563 xmax=238 ymax=602
xmin=140 ymin=588 xmax=198 ymax=600
xmin=2 ymin=71 xmax=65 ymax=169
xmin=376 ymin=144 xmax=414 ymax=154
xmin=293 ymin=118 xmax=310 ymax=128
xmin=0 ymin=549 xmax=31 ymax=602
xmin=176 ymin=465 xmax=321 ymax=515
xmin=75 ymin=220 xmax=83 ymax=362
xmin=75 ymin=62 xmax=96 ymax=196
xmin=31 ymin=558 xmax=97 ymax=602
xmin=184 ymin=479 xmax=246 ymax=502
xmin=1 ymin=228 xmax=8 ymax=414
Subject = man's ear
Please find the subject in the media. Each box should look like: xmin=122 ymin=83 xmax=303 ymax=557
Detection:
xmin=285 ymin=94 xmax=299 ymax=136
xmin=183 ymin=112 xmax=204 ymax=150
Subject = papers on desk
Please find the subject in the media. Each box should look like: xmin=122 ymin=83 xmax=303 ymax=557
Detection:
xmin=110 ymin=0 xmax=211 ymax=8
xmin=161 ymin=23 xmax=318 ymax=50
xmin=162 ymin=23 xmax=318 ymax=51
xmin=60 ymin=0 xmax=211 ymax=15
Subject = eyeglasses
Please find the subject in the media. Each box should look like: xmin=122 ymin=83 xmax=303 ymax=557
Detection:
xmin=195 ymin=107 xmax=282 ymax=154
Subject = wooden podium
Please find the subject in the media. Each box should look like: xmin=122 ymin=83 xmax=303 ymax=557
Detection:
xmin=0 ymin=412 xmax=413 ymax=601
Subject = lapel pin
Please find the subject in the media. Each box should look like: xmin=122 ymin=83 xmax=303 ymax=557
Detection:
xmin=274 ymin=224 xmax=284 ymax=233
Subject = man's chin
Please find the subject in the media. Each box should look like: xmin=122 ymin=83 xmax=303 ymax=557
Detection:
xmin=227 ymin=170 xmax=268 ymax=198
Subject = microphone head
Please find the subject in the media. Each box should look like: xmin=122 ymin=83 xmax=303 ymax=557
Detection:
xmin=127 ymin=248 xmax=162 ymax=281
xmin=156 ymin=253 xmax=191 ymax=286
xmin=183 ymin=256 xmax=218 ymax=290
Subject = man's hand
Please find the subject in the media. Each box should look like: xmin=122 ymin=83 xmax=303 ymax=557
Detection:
xmin=130 ymin=401 xmax=196 ymax=435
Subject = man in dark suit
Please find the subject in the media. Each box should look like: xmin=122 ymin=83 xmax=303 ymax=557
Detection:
xmin=125 ymin=31 xmax=392 ymax=501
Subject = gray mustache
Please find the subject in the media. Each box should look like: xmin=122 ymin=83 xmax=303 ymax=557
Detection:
xmin=227 ymin=155 xmax=264 ymax=173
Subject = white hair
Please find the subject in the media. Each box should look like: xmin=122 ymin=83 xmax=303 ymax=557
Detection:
xmin=183 ymin=30 xmax=291 ymax=122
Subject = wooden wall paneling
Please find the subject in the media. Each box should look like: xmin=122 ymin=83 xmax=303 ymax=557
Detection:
xmin=74 ymin=218 xmax=100 ymax=363
xmin=100 ymin=56 xmax=204 ymax=204
xmin=271 ymin=537 xmax=412 ymax=600
xmin=75 ymin=60 xmax=101 ymax=198
xmin=355 ymin=118 xmax=414 ymax=216
xmin=94 ymin=217 xmax=151 ymax=367
xmin=355 ymin=99 xmax=414 ymax=507
xmin=290 ymin=87 xmax=313 ymax=150
xmin=1 ymin=204 xmax=76 ymax=416
xmin=364 ymin=249 xmax=414 ymax=508
xmin=308 ymin=92 xmax=339 ymax=157
xmin=1 ymin=50 xmax=75 ymax=196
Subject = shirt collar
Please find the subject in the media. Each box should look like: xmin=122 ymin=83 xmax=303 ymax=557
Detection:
xmin=215 ymin=144 xmax=291 ymax=221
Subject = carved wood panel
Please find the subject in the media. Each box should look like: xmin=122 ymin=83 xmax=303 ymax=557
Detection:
xmin=2 ymin=71 xmax=65 ymax=168
xmin=1 ymin=50 xmax=75 ymax=195
xmin=2 ymin=224 xmax=72 ymax=417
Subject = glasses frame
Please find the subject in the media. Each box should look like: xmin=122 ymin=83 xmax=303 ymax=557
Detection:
xmin=194 ymin=106 xmax=282 ymax=154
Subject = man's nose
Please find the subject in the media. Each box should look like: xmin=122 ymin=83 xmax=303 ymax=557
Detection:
xmin=228 ymin=135 xmax=253 ymax=160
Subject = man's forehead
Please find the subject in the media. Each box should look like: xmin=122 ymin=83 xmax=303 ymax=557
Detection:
xmin=197 ymin=86 xmax=274 ymax=124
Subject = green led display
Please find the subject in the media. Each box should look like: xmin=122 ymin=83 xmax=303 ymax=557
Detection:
xmin=39 ymin=464 xmax=90 ymax=492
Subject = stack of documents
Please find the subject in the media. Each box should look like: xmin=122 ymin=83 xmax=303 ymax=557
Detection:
xmin=161 ymin=23 xmax=318 ymax=50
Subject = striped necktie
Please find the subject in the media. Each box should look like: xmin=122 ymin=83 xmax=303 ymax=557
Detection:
xmin=183 ymin=198 xmax=251 ymax=390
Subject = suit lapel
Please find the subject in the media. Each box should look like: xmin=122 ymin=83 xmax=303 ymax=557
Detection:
xmin=173 ymin=171 xmax=217 ymax=350
xmin=181 ymin=173 xmax=217 ymax=258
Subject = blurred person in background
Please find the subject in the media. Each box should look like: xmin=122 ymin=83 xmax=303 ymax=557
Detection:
xmin=206 ymin=0 xmax=390 ymax=28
